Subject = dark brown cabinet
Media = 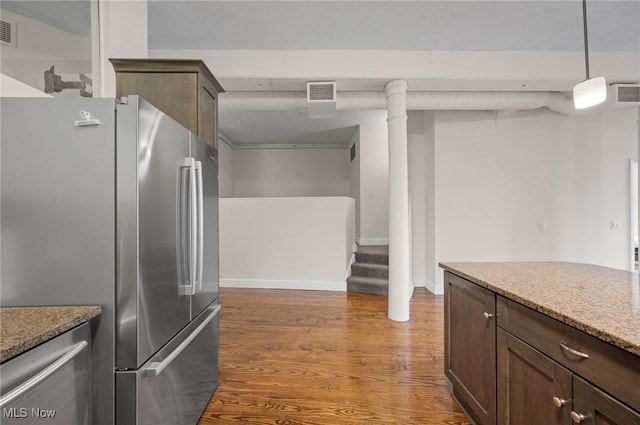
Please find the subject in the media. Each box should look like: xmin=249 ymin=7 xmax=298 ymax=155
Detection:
xmin=110 ymin=59 xmax=224 ymax=148
xmin=497 ymin=328 xmax=640 ymax=425
xmin=572 ymin=377 xmax=640 ymax=425
xmin=445 ymin=271 xmax=640 ymax=425
xmin=497 ymin=328 xmax=572 ymax=425
xmin=444 ymin=271 xmax=496 ymax=425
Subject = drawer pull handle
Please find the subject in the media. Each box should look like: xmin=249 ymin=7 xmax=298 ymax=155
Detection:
xmin=145 ymin=305 xmax=220 ymax=377
xmin=552 ymin=396 xmax=567 ymax=408
xmin=559 ymin=342 xmax=589 ymax=359
xmin=483 ymin=312 xmax=494 ymax=320
xmin=0 ymin=341 xmax=88 ymax=407
xmin=571 ymin=411 xmax=587 ymax=423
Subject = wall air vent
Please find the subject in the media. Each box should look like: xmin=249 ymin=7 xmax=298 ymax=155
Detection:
xmin=308 ymin=82 xmax=336 ymax=101
xmin=1 ymin=20 xmax=16 ymax=47
xmin=306 ymin=81 xmax=336 ymax=118
xmin=610 ymin=83 xmax=640 ymax=107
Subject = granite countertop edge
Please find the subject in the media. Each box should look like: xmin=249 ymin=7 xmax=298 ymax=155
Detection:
xmin=0 ymin=306 xmax=102 ymax=363
xmin=439 ymin=263 xmax=640 ymax=357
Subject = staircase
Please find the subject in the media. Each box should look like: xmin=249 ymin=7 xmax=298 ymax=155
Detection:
xmin=347 ymin=245 xmax=389 ymax=296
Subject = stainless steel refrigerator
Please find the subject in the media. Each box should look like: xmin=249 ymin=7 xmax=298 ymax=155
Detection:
xmin=1 ymin=96 xmax=220 ymax=425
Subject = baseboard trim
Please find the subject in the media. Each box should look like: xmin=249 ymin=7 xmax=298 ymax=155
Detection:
xmin=345 ymin=253 xmax=356 ymax=280
xmin=413 ymin=278 xmax=427 ymax=288
xmin=357 ymin=238 xmax=389 ymax=246
xmin=220 ymin=278 xmax=346 ymax=292
xmin=423 ymin=279 xmax=444 ymax=295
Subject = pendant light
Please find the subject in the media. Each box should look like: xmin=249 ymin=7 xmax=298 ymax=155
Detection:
xmin=573 ymin=0 xmax=607 ymax=109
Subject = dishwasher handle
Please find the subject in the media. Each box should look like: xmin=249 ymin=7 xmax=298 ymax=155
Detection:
xmin=145 ymin=305 xmax=221 ymax=377
xmin=0 ymin=341 xmax=88 ymax=407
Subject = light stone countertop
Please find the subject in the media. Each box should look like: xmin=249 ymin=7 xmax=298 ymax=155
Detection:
xmin=0 ymin=306 xmax=102 ymax=363
xmin=439 ymin=262 xmax=640 ymax=357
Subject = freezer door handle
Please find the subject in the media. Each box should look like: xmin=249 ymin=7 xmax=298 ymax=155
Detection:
xmin=194 ymin=160 xmax=204 ymax=291
xmin=144 ymin=305 xmax=221 ymax=377
xmin=0 ymin=341 xmax=88 ymax=407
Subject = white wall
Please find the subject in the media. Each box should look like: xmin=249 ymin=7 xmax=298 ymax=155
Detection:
xmin=424 ymin=113 xmax=436 ymax=291
xmin=232 ymin=148 xmax=350 ymax=197
xmin=151 ymin=49 xmax=640 ymax=93
xmin=348 ymin=130 xmax=361 ymax=238
xmin=219 ymin=197 xmax=355 ymax=290
xmin=358 ymin=123 xmax=389 ymax=244
xmin=408 ymin=111 xmax=435 ymax=289
xmin=218 ymin=137 xmax=235 ymax=198
xmin=0 ymin=9 xmax=91 ymax=96
xmin=432 ymin=108 xmax=638 ymax=293
xmin=98 ymin=0 xmax=148 ymax=97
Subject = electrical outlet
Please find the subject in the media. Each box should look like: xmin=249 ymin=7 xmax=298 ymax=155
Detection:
xmin=538 ymin=221 xmax=547 ymax=232
xmin=610 ymin=221 xmax=622 ymax=231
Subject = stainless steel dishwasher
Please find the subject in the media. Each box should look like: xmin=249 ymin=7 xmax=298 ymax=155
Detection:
xmin=0 ymin=323 xmax=91 ymax=424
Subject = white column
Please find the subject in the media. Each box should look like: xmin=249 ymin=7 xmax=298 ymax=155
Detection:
xmin=385 ymin=80 xmax=411 ymax=322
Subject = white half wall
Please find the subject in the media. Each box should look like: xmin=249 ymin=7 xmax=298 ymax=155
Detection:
xmin=1 ymin=9 xmax=91 ymax=96
xmin=0 ymin=74 xmax=51 ymax=97
xmin=433 ymin=108 xmax=639 ymax=293
xmin=232 ymin=147 xmax=350 ymax=197
xmin=219 ymin=197 xmax=355 ymax=290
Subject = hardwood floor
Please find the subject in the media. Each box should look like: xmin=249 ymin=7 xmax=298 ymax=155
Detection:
xmin=199 ymin=287 xmax=471 ymax=425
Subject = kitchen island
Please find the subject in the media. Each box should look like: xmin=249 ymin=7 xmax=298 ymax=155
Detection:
xmin=0 ymin=305 xmax=101 ymax=362
xmin=1 ymin=306 xmax=101 ymax=424
xmin=440 ymin=262 xmax=639 ymax=425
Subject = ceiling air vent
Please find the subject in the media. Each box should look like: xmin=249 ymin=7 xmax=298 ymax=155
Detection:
xmin=610 ymin=84 xmax=640 ymax=107
xmin=1 ymin=20 xmax=17 ymax=47
xmin=306 ymin=81 xmax=336 ymax=118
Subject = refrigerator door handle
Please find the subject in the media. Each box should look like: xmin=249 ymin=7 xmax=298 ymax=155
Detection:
xmin=144 ymin=305 xmax=221 ymax=377
xmin=178 ymin=157 xmax=196 ymax=295
xmin=188 ymin=159 xmax=198 ymax=295
xmin=194 ymin=160 xmax=204 ymax=291
xmin=0 ymin=341 xmax=88 ymax=407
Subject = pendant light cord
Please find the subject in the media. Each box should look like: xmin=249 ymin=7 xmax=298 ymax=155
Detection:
xmin=582 ymin=0 xmax=590 ymax=79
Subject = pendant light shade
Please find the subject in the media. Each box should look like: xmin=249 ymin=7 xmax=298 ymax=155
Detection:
xmin=573 ymin=0 xmax=607 ymax=109
xmin=574 ymin=76 xmax=607 ymax=109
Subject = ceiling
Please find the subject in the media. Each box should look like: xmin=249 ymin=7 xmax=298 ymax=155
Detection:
xmin=5 ymin=0 xmax=639 ymax=147
xmin=220 ymin=109 xmax=388 ymax=147
xmin=148 ymin=1 xmax=639 ymax=52
xmin=147 ymin=1 xmax=640 ymax=147
xmin=1 ymin=1 xmax=91 ymax=37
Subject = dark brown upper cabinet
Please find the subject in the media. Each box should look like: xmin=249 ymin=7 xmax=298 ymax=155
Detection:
xmin=110 ymin=59 xmax=224 ymax=149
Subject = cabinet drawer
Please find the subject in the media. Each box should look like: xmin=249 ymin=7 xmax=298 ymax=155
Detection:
xmin=497 ymin=296 xmax=640 ymax=413
xmin=0 ymin=323 xmax=91 ymax=425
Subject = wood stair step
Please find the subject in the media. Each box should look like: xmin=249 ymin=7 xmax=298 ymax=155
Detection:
xmin=350 ymin=262 xmax=389 ymax=279
xmin=346 ymin=276 xmax=388 ymax=296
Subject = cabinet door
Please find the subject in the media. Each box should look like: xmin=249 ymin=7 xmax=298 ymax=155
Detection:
xmin=497 ymin=328 xmax=572 ymax=425
xmin=572 ymin=377 xmax=640 ymax=425
xmin=115 ymin=72 xmax=199 ymax=133
xmin=198 ymin=75 xmax=218 ymax=148
xmin=445 ymin=271 xmax=496 ymax=425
